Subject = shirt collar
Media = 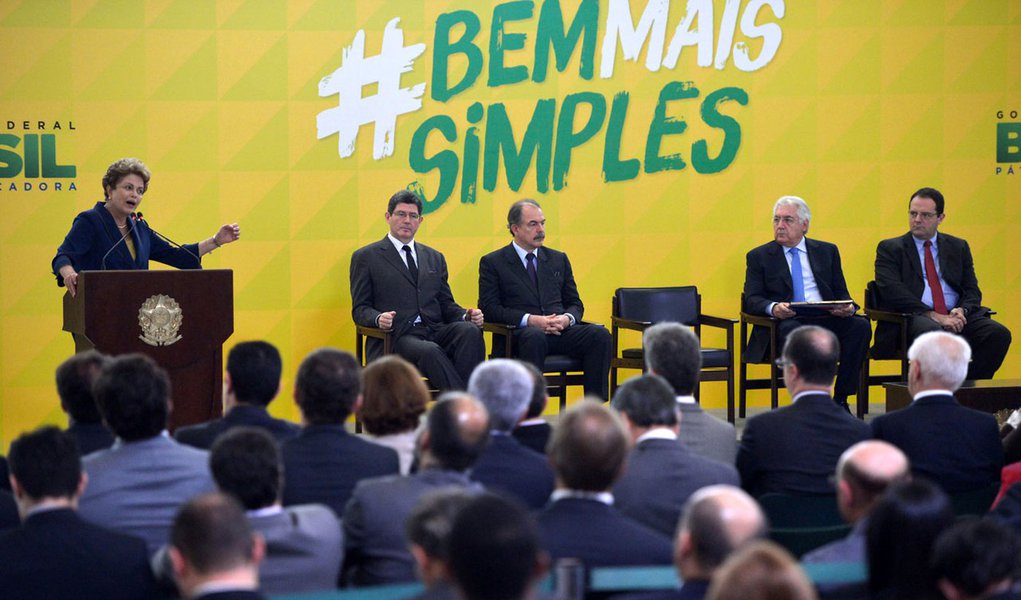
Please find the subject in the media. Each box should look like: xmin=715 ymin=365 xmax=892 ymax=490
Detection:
xmin=387 ymin=233 xmax=415 ymax=252
xmin=551 ymin=489 xmax=614 ymax=505
xmin=912 ymin=389 xmax=954 ymax=401
xmin=912 ymin=232 xmax=938 ymax=247
xmin=511 ymin=241 xmax=539 ymax=261
xmin=637 ymin=428 xmax=677 ymax=443
xmin=675 ymin=395 xmax=696 ymax=405
xmin=791 ymin=390 xmax=829 ymax=403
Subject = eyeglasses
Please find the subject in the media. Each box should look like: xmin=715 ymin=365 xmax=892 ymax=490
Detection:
xmin=391 ymin=210 xmax=421 ymax=220
xmin=772 ymin=216 xmax=798 ymax=225
xmin=773 ymin=358 xmax=791 ymax=368
xmin=117 ymin=182 xmax=145 ymax=196
xmin=909 ymin=211 xmax=938 ymax=220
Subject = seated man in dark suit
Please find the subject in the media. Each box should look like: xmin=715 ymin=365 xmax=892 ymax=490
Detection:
xmin=169 ymin=493 xmax=266 ymax=600
xmin=611 ymin=374 xmax=739 ymax=539
xmin=405 ymin=488 xmax=476 ymax=600
xmin=350 ymin=189 xmax=485 ymax=391
xmin=512 ymin=361 xmax=553 ymax=454
xmin=874 ymin=186 xmax=1011 ymax=380
xmin=176 ymin=341 xmax=300 ymax=449
xmin=737 ymin=326 xmax=870 ymax=497
xmin=281 ymin=348 xmax=399 ymax=516
xmin=468 ymin=359 xmax=555 ymax=509
xmin=0 ymin=426 xmax=155 ymax=600
xmin=538 ymin=402 xmax=673 ymax=567
xmin=55 ymin=350 xmax=114 ymax=455
xmin=931 ymin=519 xmax=1021 ymax=600
xmin=743 ymin=195 xmax=870 ymax=409
xmin=479 ymin=199 xmax=612 ymax=400
xmin=343 ymin=392 xmax=488 ymax=586
xmin=870 ymin=331 xmax=1003 ymax=493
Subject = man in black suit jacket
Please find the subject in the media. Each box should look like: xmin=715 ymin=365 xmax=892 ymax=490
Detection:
xmin=874 ymin=187 xmax=1011 ymax=380
xmin=281 ymin=349 xmax=399 ymax=516
xmin=538 ymin=402 xmax=673 ymax=568
xmin=175 ymin=341 xmax=299 ymax=449
xmin=0 ymin=426 xmax=155 ymax=600
xmin=478 ymin=199 xmax=612 ymax=400
xmin=55 ymin=350 xmax=115 ymax=455
xmin=512 ymin=361 xmax=553 ymax=454
xmin=737 ymin=326 xmax=870 ymax=497
xmin=870 ymin=331 xmax=1003 ymax=493
xmin=743 ymin=196 xmax=871 ymax=408
xmin=611 ymin=375 xmax=740 ymax=539
xmin=350 ymin=189 xmax=485 ymax=390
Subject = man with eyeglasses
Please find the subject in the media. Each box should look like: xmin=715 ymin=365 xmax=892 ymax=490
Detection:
xmin=350 ymin=189 xmax=485 ymax=391
xmin=478 ymin=199 xmax=612 ymax=400
xmin=874 ymin=187 xmax=1011 ymax=380
xmin=743 ymin=195 xmax=871 ymax=411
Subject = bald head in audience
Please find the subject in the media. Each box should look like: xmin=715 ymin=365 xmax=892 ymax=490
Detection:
xmin=675 ymin=485 xmax=767 ymax=584
xmin=835 ymin=440 xmax=910 ymax=525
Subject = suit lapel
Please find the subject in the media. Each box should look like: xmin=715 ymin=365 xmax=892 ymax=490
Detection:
xmin=902 ymin=233 xmax=923 ymax=282
xmin=805 ymin=238 xmax=831 ymax=297
xmin=376 ymin=237 xmax=416 ymax=286
xmin=504 ymin=244 xmax=540 ymax=302
xmin=768 ymin=243 xmax=793 ymax=296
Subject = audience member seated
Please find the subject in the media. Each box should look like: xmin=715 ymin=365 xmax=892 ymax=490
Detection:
xmin=448 ymin=493 xmax=549 ymax=600
xmin=866 ymin=479 xmax=955 ymax=600
xmin=870 ymin=331 xmax=1003 ymax=493
xmin=0 ymin=489 xmax=17 ymax=531
xmin=343 ymin=392 xmax=489 ymax=586
xmin=645 ymin=322 xmax=737 ymax=463
xmin=802 ymin=440 xmax=909 ymax=568
xmin=736 ymin=326 xmax=869 ymax=497
xmin=55 ymin=349 xmax=114 ymax=455
xmin=538 ymin=401 xmax=673 ymax=567
xmin=169 ymin=493 xmax=267 ymax=600
xmin=0 ymin=426 xmax=154 ymax=600
xmin=210 ymin=427 xmax=341 ymax=594
xmin=405 ymin=488 xmax=476 ymax=600
xmin=175 ymin=341 xmax=299 ymax=449
xmin=931 ymin=518 xmax=1021 ymax=600
xmin=358 ymin=355 xmax=430 ymax=474
xmin=612 ymin=374 xmax=739 ymax=538
xmin=79 ymin=354 xmax=215 ymax=554
xmin=281 ymin=348 xmax=399 ymax=516
xmin=468 ymin=359 xmax=555 ymax=509
xmin=705 ymin=540 xmax=817 ymax=600
xmin=512 ymin=361 xmax=553 ymax=455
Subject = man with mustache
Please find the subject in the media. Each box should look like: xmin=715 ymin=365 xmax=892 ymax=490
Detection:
xmin=478 ymin=199 xmax=611 ymax=400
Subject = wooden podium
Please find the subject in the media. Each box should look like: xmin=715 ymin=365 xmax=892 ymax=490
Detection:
xmin=63 ymin=270 xmax=234 ymax=430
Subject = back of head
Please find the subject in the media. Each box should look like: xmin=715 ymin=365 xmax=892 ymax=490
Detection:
xmin=706 ymin=540 xmax=817 ymax=600
xmin=548 ymin=401 xmax=629 ymax=491
xmin=836 ymin=440 xmax=910 ymax=520
xmin=867 ymin=479 xmax=955 ymax=597
xmin=360 ymin=355 xmax=429 ymax=435
xmin=679 ymin=485 xmax=767 ymax=575
xmin=643 ymin=322 xmax=701 ymax=396
xmin=210 ymin=427 xmax=280 ymax=510
xmin=93 ymin=353 xmax=170 ymax=441
xmin=426 ymin=393 xmax=490 ymax=472
xmin=520 ymin=361 xmax=548 ymax=420
xmin=8 ymin=426 xmax=81 ymax=501
xmin=612 ymin=374 xmax=679 ymax=428
xmin=55 ymin=350 xmax=111 ymax=424
xmin=171 ymin=492 xmax=256 ymax=575
xmin=467 ymin=359 xmax=531 ymax=432
xmin=294 ymin=348 xmax=360 ymax=425
xmin=406 ymin=488 xmax=477 ymax=562
xmin=448 ymin=493 xmax=542 ymax=600
xmin=226 ymin=341 xmax=282 ymax=407
xmin=908 ymin=331 xmax=971 ymax=392
xmin=932 ymin=518 xmax=1021 ymax=599
xmin=782 ymin=325 xmax=839 ymax=386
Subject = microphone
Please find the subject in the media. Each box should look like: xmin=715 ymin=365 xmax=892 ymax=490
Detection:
xmin=133 ymin=212 xmax=202 ymax=267
xmin=101 ymin=218 xmax=134 ymax=270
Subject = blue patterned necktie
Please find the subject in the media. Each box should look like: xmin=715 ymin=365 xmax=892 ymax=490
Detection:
xmin=526 ymin=252 xmax=538 ymax=287
xmin=789 ymin=247 xmax=806 ymax=303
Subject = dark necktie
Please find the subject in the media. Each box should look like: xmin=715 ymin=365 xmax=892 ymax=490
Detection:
xmin=923 ymin=240 xmax=947 ymax=314
xmin=526 ymin=252 xmax=538 ymax=287
xmin=789 ymin=247 xmax=806 ymax=303
xmin=403 ymin=245 xmax=419 ymax=284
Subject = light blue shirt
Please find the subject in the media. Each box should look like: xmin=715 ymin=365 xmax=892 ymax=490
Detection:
xmin=386 ymin=233 xmax=420 ymax=325
xmin=912 ymin=233 xmax=959 ymax=310
xmin=510 ymin=241 xmax=575 ymax=328
xmin=767 ymin=238 xmax=821 ymax=316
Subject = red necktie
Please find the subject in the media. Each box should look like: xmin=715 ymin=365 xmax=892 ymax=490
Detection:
xmin=923 ymin=240 xmax=948 ymax=315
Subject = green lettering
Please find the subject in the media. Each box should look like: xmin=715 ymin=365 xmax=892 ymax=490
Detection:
xmin=0 ymin=134 xmax=22 ymax=178
xmin=432 ymin=10 xmax=483 ymax=102
xmin=692 ymin=86 xmax=748 ymax=174
xmin=553 ymin=92 xmax=606 ymax=190
xmin=484 ymin=100 xmax=555 ymax=192
xmin=602 ymin=92 xmax=640 ymax=182
xmin=645 ymin=82 xmax=699 ymax=174
xmin=41 ymin=134 xmax=76 ymax=178
xmin=998 ymin=122 xmax=1021 ymax=163
xmin=409 ymin=116 xmax=459 ymax=214
xmin=489 ymin=1 xmax=533 ymax=87
xmin=534 ymin=0 xmax=598 ymax=82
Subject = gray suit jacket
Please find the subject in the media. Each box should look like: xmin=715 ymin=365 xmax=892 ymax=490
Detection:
xmin=253 ymin=505 xmax=343 ymax=595
xmin=80 ymin=434 xmax=215 ymax=554
xmin=678 ymin=401 xmax=737 ymax=464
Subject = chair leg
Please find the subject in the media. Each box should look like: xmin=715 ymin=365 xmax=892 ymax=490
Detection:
xmin=770 ymin=363 xmax=779 ymax=410
xmin=739 ymin=361 xmax=748 ymax=419
xmin=610 ymin=367 xmax=618 ymax=398
xmin=858 ymin=360 xmax=870 ymax=419
xmin=558 ymin=373 xmax=568 ymax=413
xmin=727 ymin=371 xmax=735 ymax=424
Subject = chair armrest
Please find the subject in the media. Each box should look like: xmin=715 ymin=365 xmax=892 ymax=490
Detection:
xmin=699 ymin=313 xmax=737 ymax=329
xmin=740 ymin=312 xmax=777 ymax=328
xmin=482 ymin=322 xmax=517 ymax=335
xmin=355 ymin=324 xmax=393 ymax=357
xmin=863 ymin=307 xmax=910 ymax=324
xmin=611 ymin=315 xmax=652 ymax=332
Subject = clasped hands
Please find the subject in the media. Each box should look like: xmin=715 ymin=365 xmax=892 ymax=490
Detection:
xmin=527 ymin=313 xmax=571 ymax=335
xmin=771 ymin=302 xmax=855 ymax=319
xmin=376 ymin=308 xmax=485 ymax=331
xmin=930 ymin=308 xmax=966 ymax=333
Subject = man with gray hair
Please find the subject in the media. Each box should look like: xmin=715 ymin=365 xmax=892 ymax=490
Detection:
xmin=468 ymin=359 xmax=555 ymax=508
xmin=871 ymin=331 xmax=1002 ymax=492
xmin=644 ymin=323 xmax=736 ymax=463
xmin=743 ymin=195 xmax=870 ymax=409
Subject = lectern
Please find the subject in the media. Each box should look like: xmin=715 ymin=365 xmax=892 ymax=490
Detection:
xmin=63 ymin=270 xmax=234 ymax=430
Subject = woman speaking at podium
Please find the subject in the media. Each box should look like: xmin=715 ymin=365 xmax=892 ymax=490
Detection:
xmin=52 ymin=158 xmax=241 ymax=296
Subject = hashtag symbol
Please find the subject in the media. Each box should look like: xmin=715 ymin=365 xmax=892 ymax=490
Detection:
xmin=317 ymin=17 xmax=427 ymax=160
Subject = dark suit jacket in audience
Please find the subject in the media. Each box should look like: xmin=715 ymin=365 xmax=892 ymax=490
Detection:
xmin=537 ymin=497 xmax=673 ymax=567
xmin=613 ymin=438 xmax=740 ymax=538
xmin=0 ymin=508 xmax=155 ymax=600
xmin=737 ymin=392 xmax=870 ymax=497
xmin=174 ymin=404 xmax=300 ymax=450
xmin=281 ymin=424 xmax=400 ymax=517
xmin=470 ymin=433 xmax=554 ymax=509
xmin=67 ymin=421 xmax=114 ymax=456
xmin=513 ymin=421 xmax=552 ymax=455
xmin=870 ymin=393 xmax=1002 ymax=493
xmin=0 ymin=490 xmax=19 ymax=532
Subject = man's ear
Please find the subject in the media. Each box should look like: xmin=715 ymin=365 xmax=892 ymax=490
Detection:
xmin=76 ymin=472 xmax=89 ymax=499
xmin=353 ymin=394 xmax=363 ymax=414
xmin=532 ymin=550 xmax=551 ymax=583
xmin=168 ymin=546 xmax=188 ymax=580
xmin=251 ymin=533 xmax=266 ymax=566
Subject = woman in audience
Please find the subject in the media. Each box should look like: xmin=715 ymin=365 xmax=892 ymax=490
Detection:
xmin=360 ymin=355 xmax=430 ymax=474
xmin=706 ymin=540 xmax=816 ymax=600
xmin=866 ymin=478 xmax=955 ymax=599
